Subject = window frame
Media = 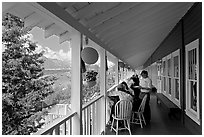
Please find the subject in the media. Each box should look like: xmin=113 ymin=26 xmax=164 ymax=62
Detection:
xmin=172 ymin=49 xmax=180 ymax=108
xmin=166 ymin=54 xmax=172 ymax=98
xmin=185 ymin=39 xmax=200 ymax=125
xmin=160 ymin=50 xmax=181 ymax=108
xmin=161 ymin=56 xmax=167 ymax=94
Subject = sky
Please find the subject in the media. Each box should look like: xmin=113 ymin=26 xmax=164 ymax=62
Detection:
xmin=30 ymin=27 xmax=72 ymax=62
xmin=30 ymin=26 xmax=115 ymax=67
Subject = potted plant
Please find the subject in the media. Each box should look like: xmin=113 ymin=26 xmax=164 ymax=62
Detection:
xmin=83 ymin=70 xmax=98 ymax=87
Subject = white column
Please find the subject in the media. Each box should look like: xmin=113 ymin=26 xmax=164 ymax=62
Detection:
xmin=99 ymin=48 xmax=106 ymax=134
xmin=122 ymin=67 xmax=124 ymax=81
xmin=71 ymin=30 xmax=82 ymax=135
xmin=115 ymin=58 xmax=119 ymax=85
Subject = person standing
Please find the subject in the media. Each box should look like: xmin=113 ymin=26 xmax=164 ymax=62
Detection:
xmin=139 ymin=70 xmax=152 ymax=124
xmin=129 ymin=75 xmax=141 ymax=111
xmin=130 ymin=75 xmax=140 ymax=100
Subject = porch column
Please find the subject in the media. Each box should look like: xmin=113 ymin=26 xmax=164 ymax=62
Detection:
xmin=99 ymin=48 xmax=107 ymax=134
xmin=122 ymin=67 xmax=124 ymax=81
xmin=71 ymin=30 xmax=82 ymax=135
xmin=115 ymin=58 xmax=119 ymax=85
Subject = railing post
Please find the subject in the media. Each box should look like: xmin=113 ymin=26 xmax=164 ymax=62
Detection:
xmin=115 ymin=58 xmax=119 ymax=85
xmin=71 ymin=30 xmax=82 ymax=135
xmin=99 ymin=48 xmax=106 ymax=134
xmin=54 ymin=126 xmax=60 ymax=135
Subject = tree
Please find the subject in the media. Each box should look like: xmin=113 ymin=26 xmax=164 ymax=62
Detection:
xmin=2 ymin=13 xmax=56 ymax=135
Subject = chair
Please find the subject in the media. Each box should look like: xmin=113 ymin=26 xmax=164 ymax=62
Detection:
xmin=110 ymin=100 xmax=132 ymax=135
xmin=131 ymin=94 xmax=147 ymax=128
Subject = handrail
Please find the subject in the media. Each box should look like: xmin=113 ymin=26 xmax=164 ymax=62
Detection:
xmin=33 ymin=111 xmax=77 ymax=135
xmin=34 ymin=75 xmax=134 ymax=135
xmin=107 ymin=84 xmax=118 ymax=92
xmin=82 ymin=94 xmax=104 ymax=110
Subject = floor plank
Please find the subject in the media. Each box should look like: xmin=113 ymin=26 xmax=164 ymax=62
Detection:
xmin=105 ymin=93 xmax=192 ymax=135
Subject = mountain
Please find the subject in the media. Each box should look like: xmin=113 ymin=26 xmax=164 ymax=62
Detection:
xmin=42 ymin=56 xmax=71 ymax=70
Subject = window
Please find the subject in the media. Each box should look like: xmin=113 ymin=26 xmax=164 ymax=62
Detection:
xmin=160 ymin=50 xmax=180 ymax=108
xmin=156 ymin=60 xmax=162 ymax=93
xmin=172 ymin=49 xmax=180 ymax=107
xmin=185 ymin=39 xmax=200 ymax=125
xmin=167 ymin=54 xmax=172 ymax=96
xmin=161 ymin=57 xmax=167 ymax=93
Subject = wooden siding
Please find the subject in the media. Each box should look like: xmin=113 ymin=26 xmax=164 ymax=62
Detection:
xmin=183 ymin=3 xmax=202 ymax=45
xmin=143 ymin=22 xmax=182 ymax=67
xmin=144 ymin=2 xmax=202 ymax=134
xmin=154 ymin=23 xmax=182 ymax=64
xmin=183 ymin=3 xmax=202 ymax=135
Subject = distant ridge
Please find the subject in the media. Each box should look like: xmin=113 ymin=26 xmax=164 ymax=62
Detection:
xmin=42 ymin=56 xmax=71 ymax=70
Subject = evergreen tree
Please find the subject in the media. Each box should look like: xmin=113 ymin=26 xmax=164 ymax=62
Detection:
xmin=2 ymin=13 xmax=55 ymax=135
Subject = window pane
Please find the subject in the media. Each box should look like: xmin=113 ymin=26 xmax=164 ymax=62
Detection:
xmin=190 ymin=81 xmax=197 ymax=111
xmin=194 ymin=49 xmax=197 ymax=80
xmin=175 ymin=79 xmax=179 ymax=100
xmin=188 ymin=49 xmax=197 ymax=80
xmin=188 ymin=50 xmax=192 ymax=79
xmin=163 ymin=77 xmax=166 ymax=91
xmin=163 ymin=61 xmax=166 ymax=75
xmin=168 ymin=59 xmax=171 ymax=76
xmin=174 ymin=56 xmax=179 ymax=77
xmin=169 ymin=78 xmax=171 ymax=95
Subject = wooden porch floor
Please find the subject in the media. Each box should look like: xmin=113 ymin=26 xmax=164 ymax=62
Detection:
xmin=105 ymin=93 xmax=192 ymax=135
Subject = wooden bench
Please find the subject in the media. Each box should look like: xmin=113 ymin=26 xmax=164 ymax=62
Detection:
xmin=156 ymin=93 xmax=181 ymax=119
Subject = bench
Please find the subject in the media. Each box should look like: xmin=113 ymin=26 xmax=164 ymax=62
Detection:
xmin=156 ymin=93 xmax=181 ymax=119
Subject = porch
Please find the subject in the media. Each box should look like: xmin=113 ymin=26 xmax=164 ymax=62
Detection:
xmin=34 ymin=91 xmax=192 ymax=135
xmin=2 ymin=2 xmax=201 ymax=135
xmin=105 ymin=93 xmax=192 ymax=135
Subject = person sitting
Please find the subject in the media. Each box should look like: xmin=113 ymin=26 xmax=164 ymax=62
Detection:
xmin=121 ymin=81 xmax=134 ymax=98
xmin=107 ymin=83 xmax=133 ymax=123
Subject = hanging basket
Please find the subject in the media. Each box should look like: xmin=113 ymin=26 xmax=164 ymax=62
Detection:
xmin=81 ymin=47 xmax=99 ymax=64
xmin=118 ymin=61 xmax=125 ymax=68
xmin=83 ymin=80 xmax=96 ymax=87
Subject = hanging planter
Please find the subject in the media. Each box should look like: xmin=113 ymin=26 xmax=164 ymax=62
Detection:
xmin=81 ymin=47 xmax=99 ymax=64
xmin=118 ymin=61 xmax=125 ymax=68
xmin=83 ymin=80 xmax=97 ymax=87
xmin=83 ymin=70 xmax=98 ymax=87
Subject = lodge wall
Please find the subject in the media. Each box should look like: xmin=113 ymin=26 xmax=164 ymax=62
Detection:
xmin=143 ymin=2 xmax=202 ymax=134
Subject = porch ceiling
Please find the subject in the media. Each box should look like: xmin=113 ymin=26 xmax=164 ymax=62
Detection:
xmin=3 ymin=2 xmax=194 ymax=69
xmin=55 ymin=2 xmax=193 ymax=69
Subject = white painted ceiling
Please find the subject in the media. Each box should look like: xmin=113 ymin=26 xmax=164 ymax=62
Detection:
xmin=3 ymin=2 xmax=194 ymax=69
xmin=56 ymin=2 xmax=193 ymax=68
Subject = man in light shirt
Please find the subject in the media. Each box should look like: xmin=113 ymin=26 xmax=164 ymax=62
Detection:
xmin=138 ymin=70 xmax=152 ymax=124
xmin=140 ymin=71 xmax=152 ymax=93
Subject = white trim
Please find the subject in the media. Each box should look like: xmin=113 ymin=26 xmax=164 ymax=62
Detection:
xmin=166 ymin=54 xmax=172 ymax=98
xmin=71 ymin=30 xmax=83 ymax=134
xmin=172 ymin=49 xmax=180 ymax=108
xmin=185 ymin=39 xmax=200 ymax=125
xmin=99 ymin=48 xmax=107 ymax=130
xmin=160 ymin=50 xmax=181 ymax=108
xmin=161 ymin=56 xmax=167 ymax=94
xmin=25 ymin=2 xmax=75 ymax=33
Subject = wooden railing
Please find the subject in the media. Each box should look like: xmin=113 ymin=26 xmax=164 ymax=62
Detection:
xmin=33 ymin=73 xmax=134 ymax=135
xmin=33 ymin=111 xmax=77 ymax=135
xmin=44 ymin=113 xmax=65 ymax=126
xmin=34 ymin=95 xmax=105 ymax=135
xmin=82 ymin=94 xmax=104 ymax=135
